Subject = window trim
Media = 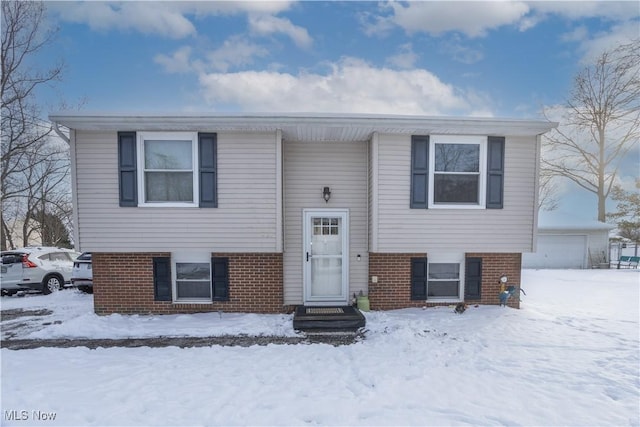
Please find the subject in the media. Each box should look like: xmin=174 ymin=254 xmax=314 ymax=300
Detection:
xmin=410 ymin=252 xmax=467 ymax=303
xmin=427 ymin=253 xmax=464 ymax=302
xmin=172 ymin=252 xmax=212 ymax=304
xmin=137 ymin=132 xmax=199 ymax=207
xmin=428 ymin=135 xmax=487 ymax=209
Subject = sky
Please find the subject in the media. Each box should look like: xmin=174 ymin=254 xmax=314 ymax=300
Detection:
xmin=36 ymin=0 xmax=640 ymax=220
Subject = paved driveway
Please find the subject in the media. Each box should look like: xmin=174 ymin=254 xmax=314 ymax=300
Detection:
xmin=1 ymin=308 xmax=361 ymax=349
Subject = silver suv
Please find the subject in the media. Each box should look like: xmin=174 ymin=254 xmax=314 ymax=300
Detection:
xmin=0 ymin=247 xmax=80 ymax=295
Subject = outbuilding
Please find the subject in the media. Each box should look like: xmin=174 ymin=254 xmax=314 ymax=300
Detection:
xmin=523 ymin=212 xmax=614 ymax=269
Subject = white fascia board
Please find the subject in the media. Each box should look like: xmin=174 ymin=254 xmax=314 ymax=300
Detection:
xmin=49 ymin=112 xmax=558 ymax=140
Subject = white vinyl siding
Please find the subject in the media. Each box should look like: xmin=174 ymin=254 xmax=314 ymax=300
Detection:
xmin=374 ymin=134 xmax=538 ymax=253
xmin=283 ymin=140 xmax=368 ymax=305
xmin=74 ymin=130 xmax=278 ymax=252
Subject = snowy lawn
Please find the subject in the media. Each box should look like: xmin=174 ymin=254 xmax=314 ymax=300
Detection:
xmin=1 ymin=269 xmax=639 ymax=426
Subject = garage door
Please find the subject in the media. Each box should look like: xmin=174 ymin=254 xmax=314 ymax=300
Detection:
xmin=523 ymin=234 xmax=587 ymax=269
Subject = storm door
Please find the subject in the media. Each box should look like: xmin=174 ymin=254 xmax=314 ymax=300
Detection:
xmin=303 ymin=209 xmax=349 ymax=305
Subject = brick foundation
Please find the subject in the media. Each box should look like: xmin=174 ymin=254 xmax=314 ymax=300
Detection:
xmin=368 ymin=253 xmax=428 ymax=310
xmin=368 ymin=252 xmax=522 ymax=310
xmin=467 ymin=252 xmax=522 ymax=308
xmin=93 ymin=252 xmax=283 ymax=315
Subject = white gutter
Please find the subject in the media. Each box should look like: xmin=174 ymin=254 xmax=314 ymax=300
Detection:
xmin=48 ymin=112 xmax=558 ymax=138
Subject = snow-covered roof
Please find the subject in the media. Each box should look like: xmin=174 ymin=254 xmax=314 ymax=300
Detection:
xmin=538 ymin=211 xmax=615 ymax=231
xmin=49 ymin=112 xmax=557 ymax=142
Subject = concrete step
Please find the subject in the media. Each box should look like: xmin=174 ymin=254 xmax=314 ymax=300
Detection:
xmin=293 ymin=305 xmax=366 ymax=331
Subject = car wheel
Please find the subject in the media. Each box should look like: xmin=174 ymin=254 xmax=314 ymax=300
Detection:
xmin=42 ymin=275 xmax=63 ymax=295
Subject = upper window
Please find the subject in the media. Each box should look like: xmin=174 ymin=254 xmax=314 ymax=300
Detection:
xmin=429 ymin=136 xmax=486 ymax=208
xmin=410 ymin=135 xmax=504 ymax=210
xmin=138 ymin=132 xmax=198 ymax=206
xmin=119 ymin=131 xmax=217 ymax=208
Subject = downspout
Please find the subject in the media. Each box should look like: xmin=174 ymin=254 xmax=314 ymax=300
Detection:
xmin=532 ymin=134 xmax=542 ymax=254
xmin=52 ymin=121 xmax=70 ymax=145
xmin=53 ymin=122 xmax=79 ymax=251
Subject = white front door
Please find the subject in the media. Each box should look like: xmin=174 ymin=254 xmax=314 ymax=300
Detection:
xmin=303 ymin=209 xmax=349 ymax=305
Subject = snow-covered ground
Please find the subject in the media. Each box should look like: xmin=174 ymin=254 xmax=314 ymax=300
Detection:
xmin=1 ymin=269 xmax=638 ymax=426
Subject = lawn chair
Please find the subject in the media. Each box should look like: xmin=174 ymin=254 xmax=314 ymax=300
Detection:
xmin=615 ymin=256 xmax=639 ymax=269
xmin=624 ymin=256 xmax=640 ymax=269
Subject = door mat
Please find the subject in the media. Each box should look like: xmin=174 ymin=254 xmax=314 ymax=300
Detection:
xmin=306 ymin=307 xmax=345 ymax=315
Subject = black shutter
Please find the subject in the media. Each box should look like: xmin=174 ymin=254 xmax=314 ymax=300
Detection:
xmin=464 ymin=257 xmax=482 ymax=300
xmin=118 ymin=131 xmax=137 ymax=207
xmin=410 ymin=257 xmax=428 ymax=300
xmin=211 ymin=257 xmax=229 ymax=301
xmin=486 ymin=136 xmax=505 ymax=209
xmin=410 ymin=136 xmax=429 ymax=209
xmin=199 ymin=133 xmax=217 ymax=208
xmin=153 ymin=257 xmax=171 ymax=301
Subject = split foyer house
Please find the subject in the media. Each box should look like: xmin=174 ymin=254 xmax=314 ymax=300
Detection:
xmin=49 ymin=113 xmax=556 ymax=314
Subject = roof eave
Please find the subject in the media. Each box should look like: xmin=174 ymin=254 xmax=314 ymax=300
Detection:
xmin=49 ymin=112 xmax=558 ymax=141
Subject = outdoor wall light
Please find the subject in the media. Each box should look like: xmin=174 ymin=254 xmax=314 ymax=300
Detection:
xmin=322 ymin=186 xmax=331 ymax=203
xmin=357 ymin=254 xmax=361 ymax=261
xmin=500 ymin=275 xmax=508 ymax=284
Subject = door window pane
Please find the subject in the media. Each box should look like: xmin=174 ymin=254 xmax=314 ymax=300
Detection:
xmin=311 ymin=258 xmax=342 ymax=297
xmin=311 ymin=218 xmax=342 ymax=255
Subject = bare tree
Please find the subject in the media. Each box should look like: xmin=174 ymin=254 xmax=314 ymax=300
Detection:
xmin=607 ymin=178 xmax=640 ymax=243
xmin=538 ymin=169 xmax=559 ymax=211
xmin=1 ymin=1 xmax=65 ymax=249
xmin=541 ymin=40 xmax=639 ymax=222
xmin=18 ymin=139 xmax=70 ymax=246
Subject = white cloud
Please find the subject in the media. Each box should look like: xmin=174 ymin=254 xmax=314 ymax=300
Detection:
xmin=206 ymin=36 xmax=269 ymax=72
xmin=154 ymin=46 xmax=194 ymax=74
xmin=560 ymin=25 xmax=589 ymax=43
xmin=364 ymin=1 xmax=530 ymax=38
xmin=575 ymin=21 xmax=640 ymax=63
xmin=197 ymin=58 xmax=487 ymax=115
xmin=56 ymin=2 xmax=196 ymax=39
xmin=51 ymin=1 xmax=301 ymax=39
xmin=527 ymin=1 xmax=639 ymax=22
xmin=385 ymin=43 xmax=418 ymax=69
xmin=440 ymin=37 xmax=484 ymax=64
xmin=188 ymin=1 xmax=296 ymax=16
xmin=362 ymin=1 xmax=638 ymax=40
xmin=248 ymin=14 xmax=313 ymax=48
